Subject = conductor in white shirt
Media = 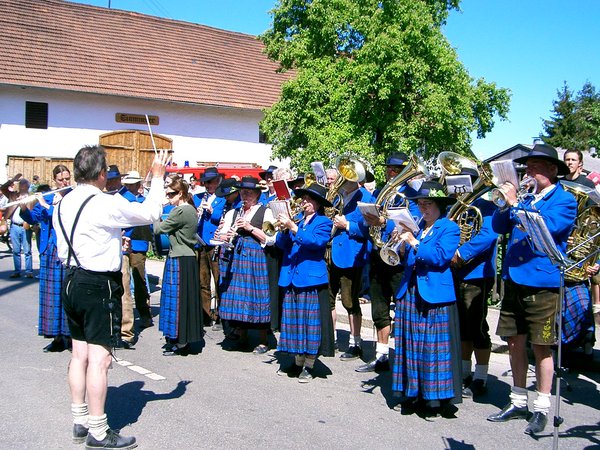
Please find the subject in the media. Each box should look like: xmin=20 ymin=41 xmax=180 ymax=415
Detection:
xmin=53 ymin=145 xmax=169 ymax=450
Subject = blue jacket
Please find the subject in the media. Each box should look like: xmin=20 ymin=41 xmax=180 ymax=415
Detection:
xmin=20 ymin=194 xmax=58 ymax=255
xmin=331 ymin=188 xmax=374 ymax=269
xmin=491 ymin=182 xmax=576 ymax=288
xmin=121 ymin=189 xmax=150 ymax=253
xmin=396 ymin=217 xmax=460 ymax=304
xmin=276 ymin=212 xmax=332 ymax=288
xmin=194 ymin=193 xmax=225 ymax=246
xmin=455 ymin=198 xmax=499 ymax=280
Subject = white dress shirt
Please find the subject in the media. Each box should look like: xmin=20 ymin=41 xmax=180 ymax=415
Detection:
xmin=53 ymin=177 xmax=164 ymax=272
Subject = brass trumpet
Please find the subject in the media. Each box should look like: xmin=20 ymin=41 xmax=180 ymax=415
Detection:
xmin=491 ymin=176 xmax=537 ymax=210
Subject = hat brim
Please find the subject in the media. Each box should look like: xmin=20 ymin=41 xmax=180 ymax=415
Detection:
xmin=406 ymin=195 xmax=457 ymax=206
xmin=122 ymin=178 xmax=143 ymax=184
xmin=513 ymin=155 xmax=569 ymax=176
xmin=293 ymin=188 xmax=333 ymax=208
xmin=200 ymin=173 xmax=223 ymax=182
xmin=215 ymin=187 xmax=239 ymax=198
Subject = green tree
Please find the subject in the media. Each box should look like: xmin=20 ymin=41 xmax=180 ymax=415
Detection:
xmin=542 ymin=81 xmax=600 ymax=154
xmin=259 ymin=0 xmax=510 ymax=174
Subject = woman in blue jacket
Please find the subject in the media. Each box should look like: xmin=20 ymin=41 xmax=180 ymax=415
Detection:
xmin=392 ymin=180 xmax=462 ymax=416
xmin=275 ymin=183 xmax=335 ymax=382
xmin=20 ymin=165 xmax=72 ymax=352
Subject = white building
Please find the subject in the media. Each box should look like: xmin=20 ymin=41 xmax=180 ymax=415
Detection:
xmin=0 ymin=0 xmax=292 ymax=182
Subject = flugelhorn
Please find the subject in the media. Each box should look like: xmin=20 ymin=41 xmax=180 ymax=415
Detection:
xmin=491 ymin=176 xmax=537 ymax=210
xmin=370 ymin=154 xmax=429 ymax=248
xmin=380 ymin=232 xmax=406 ymax=266
xmin=325 ymin=156 xmax=366 ymax=219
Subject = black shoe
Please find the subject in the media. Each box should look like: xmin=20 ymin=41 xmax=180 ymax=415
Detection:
xmin=73 ymin=424 xmax=89 ymax=444
xmin=163 ymin=343 xmax=190 ymax=356
xmin=298 ymin=367 xmax=314 ymax=383
xmin=355 ymin=356 xmax=390 ymax=373
xmin=43 ymin=338 xmax=66 ymax=353
xmin=463 ymin=379 xmax=487 ymax=398
xmin=138 ymin=318 xmax=154 ymax=329
xmin=8 ymin=272 xmax=20 ymax=279
xmin=524 ymin=412 xmax=548 ymax=435
xmin=85 ymin=429 xmax=137 ymax=449
xmin=340 ymin=345 xmax=362 ymax=361
xmin=276 ymin=364 xmax=303 ymax=378
xmin=487 ymin=403 xmax=529 ymax=422
xmin=115 ymin=339 xmax=135 ymax=350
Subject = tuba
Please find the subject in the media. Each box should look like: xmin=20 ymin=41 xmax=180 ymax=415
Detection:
xmin=442 ymin=152 xmax=496 ymax=244
xmin=562 ymin=181 xmax=600 ymax=283
xmin=370 ymin=153 xmax=429 ymax=248
xmin=325 ymin=156 xmax=366 ymax=219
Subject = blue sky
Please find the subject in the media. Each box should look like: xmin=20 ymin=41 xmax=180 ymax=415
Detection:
xmin=68 ymin=0 xmax=599 ymax=160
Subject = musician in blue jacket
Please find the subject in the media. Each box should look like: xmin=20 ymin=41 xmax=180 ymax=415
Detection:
xmin=450 ymin=180 xmax=499 ymax=398
xmin=194 ymin=167 xmax=224 ymax=327
xmin=329 ymin=172 xmax=374 ymax=361
xmin=487 ymin=144 xmax=577 ymax=435
xmin=358 ymin=151 xmax=421 ymax=373
xmin=275 ymin=183 xmax=335 ymax=382
xmin=392 ymin=180 xmax=461 ymax=417
xmin=20 ymin=164 xmax=72 ymax=352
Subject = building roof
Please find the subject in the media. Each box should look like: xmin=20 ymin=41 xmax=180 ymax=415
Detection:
xmin=0 ymin=0 xmax=292 ymax=110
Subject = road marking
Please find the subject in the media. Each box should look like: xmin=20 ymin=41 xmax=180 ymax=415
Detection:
xmin=115 ymin=358 xmax=166 ymax=381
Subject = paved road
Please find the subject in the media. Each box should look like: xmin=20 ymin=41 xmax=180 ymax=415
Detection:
xmin=0 ymin=242 xmax=599 ymax=449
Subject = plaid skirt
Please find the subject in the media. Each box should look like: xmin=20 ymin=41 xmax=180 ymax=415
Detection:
xmin=219 ymin=236 xmax=271 ymax=324
xmin=38 ymin=243 xmax=69 ymax=336
xmin=562 ymin=282 xmax=594 ymax=347
xmin=392 ymin=285 xmax=461 ymax=402
xmin=159 ymin=256 xmax=203 ymax=344
xmin=278 ymin=286 xmax=322 ymax=355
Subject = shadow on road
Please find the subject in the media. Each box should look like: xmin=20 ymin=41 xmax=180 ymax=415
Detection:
xmin=106 ymin=380 xmax=191 ymax=430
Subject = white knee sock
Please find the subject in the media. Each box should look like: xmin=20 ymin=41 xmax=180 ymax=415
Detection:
xmin=509 ymin=386 xmax=528 ymax=408
xmin=88 ymin=414 xmax=109 ymax=441
xmin=533 ymin=391 xmax=551 ymax=414
xmin=349 ymin=335 xmax=362 ymax=347
xmin=375 ymin=343 xmax=389 ymax=359
xmin=71 ymin=403 xmax=89 ymax=427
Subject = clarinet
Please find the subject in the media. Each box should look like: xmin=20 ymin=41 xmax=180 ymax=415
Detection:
xmin=211 ymin=200 xmax=235 ymax=262
xmin=220 ymin=201 xmax=244 ymax=263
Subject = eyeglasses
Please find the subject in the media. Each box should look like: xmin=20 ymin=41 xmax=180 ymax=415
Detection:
xmin=166 ymin=191 xmax=179 ymax=198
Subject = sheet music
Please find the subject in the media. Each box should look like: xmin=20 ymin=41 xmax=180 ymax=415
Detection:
xmin=311 ymin=161 xmax=327 ymax=185
xmin=272 ymin=179 xmax=292 ymax=200
xmin=513 ymin=209 xmax=568 ymax=266
xmin=268 ymin=199 xmax=291 ymax=220
xmin=387 ymin=207 xmax=420 ymax=234
xmin=489 ymin=160 xmax=519 ymax=187
xmin=357 ymin=201 xmax=380 ymax=219
xmin=446 ymin=174 xmax=473 ymax=194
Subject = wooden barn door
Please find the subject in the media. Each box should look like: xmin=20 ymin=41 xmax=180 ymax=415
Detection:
xmin=99 ymin=130 xmax=172 ymax=177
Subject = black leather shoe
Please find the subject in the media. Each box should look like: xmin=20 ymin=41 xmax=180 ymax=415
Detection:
xmin=115 ymin=339 xmax=135 ymax=350
xmin=43 ymin=338 xmax=66 ymax=353
xmin=85 ymin=429 xmax=137 ymax=449
xmin=72 ymin=424 xmax=88 ymax=444
xmin=340 ymin=346 xmax=362 ymax=361
xmin=163 ymin=343 xmax=190 ymax=356
xmin=487 ymin=403 xmax=529 ymax=422
xmin=355 ymin=356 xmax=390 ymax=373
xmin=524 ymin=412 xmax=548 ymax=435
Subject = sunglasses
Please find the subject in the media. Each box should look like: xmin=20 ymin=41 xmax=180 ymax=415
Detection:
xmin=165 ymin=191 xmax=179 ymax=198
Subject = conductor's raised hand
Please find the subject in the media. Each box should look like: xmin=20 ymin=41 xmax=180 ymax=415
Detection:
xmin=151 ymin=149 xmax=172 ymax=179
